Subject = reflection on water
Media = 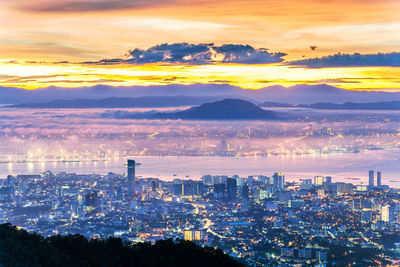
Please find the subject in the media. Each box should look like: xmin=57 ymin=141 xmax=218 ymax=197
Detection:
xmin=1 ymin=150 xmax=399 ymax=188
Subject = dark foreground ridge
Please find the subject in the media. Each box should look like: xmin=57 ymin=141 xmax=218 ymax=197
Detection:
xmin=154 ymin=98 xmax=281 ymax=120
xmin=0 ymin=223 xmax=244 ymax=267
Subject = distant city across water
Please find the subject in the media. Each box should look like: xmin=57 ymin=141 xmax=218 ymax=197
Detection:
xmin=1 ymin=150 xmax=399 ymax=188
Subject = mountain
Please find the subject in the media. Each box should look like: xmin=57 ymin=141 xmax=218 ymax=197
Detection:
xmin=0 ymin=223 xmax=243 ymax=267
xmin=0 ymin=84 xmax=243 ymax=104
xmin=260 ymin=101 xmax=400 ymax=110
xmin=8 ymin=96 xmax=226 ymax=108
xmin=1 ymin=84 xmax=400 ymax=105
xmin=153 ymin=99 xmax=281 ymax=120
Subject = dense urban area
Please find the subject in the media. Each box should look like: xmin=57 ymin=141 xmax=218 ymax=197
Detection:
xmin=0 ymin=160 xmax=399 ymax=266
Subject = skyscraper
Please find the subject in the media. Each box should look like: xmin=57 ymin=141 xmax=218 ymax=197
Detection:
xmin=241 ymin=184 xmax=249 ymax=202
xmin=193 ymin=181 xmax=205 ymax=196
xmin=226 ymin=178 xmax=237 ymax=201
xmin=127 ymin=159 xmax=136 ymax=195
xmin=273 ymin=173 xmax=285 ymax=190
xmin=201 ymin=175 xmax=212 ymax=186
xmin=213 ymin=183 xmax=225 ymax=199
xmin=151 ymin=179 xmax=157 ymax=192
xmin=325 ymin=176 xmax=332 ymax=184
xmin=314 ymin=176 xmax=325 ymax=185
xmin=368 ymin=170 xmax=374 ymax=189
xmin=381 ymin=205 xmax=390 ymax=222
xmin=377 ymin=171 xmax=381 ymax=187
xmin=173 ymin=183 xmax=183 ymax=196
xmin=183 ymin=182 xmax=193 ymax=196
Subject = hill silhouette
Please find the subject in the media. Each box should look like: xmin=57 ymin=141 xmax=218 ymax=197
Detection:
xmin=153 ymin=98 xmax=280 ymax=120
xmin=0 ymin=223 xmax=244 ymax=267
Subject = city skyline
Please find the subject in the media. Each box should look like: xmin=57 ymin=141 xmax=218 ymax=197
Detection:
xmin=0 ymin=159 xmax=398 ymax=265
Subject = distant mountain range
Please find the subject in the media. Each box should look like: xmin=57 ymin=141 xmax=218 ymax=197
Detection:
xmin=8 ymin=96 xmax=225 ymax=108
xmin=260 ymin=101 xmax=400 ymax=110
xmin=153 ymin=99 xmax=281 ymax=120
xmin=9 ymin=94 xmax=400 ymax=111
xmin=1 ymin=83 xmax=400 ymax=104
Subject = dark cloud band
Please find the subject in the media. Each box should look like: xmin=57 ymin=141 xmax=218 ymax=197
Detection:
xmin=213 ymin=44 xmax=286 ymax=64
xmin=289 ymin=52 xmax=400 ymax=68
xmin=88 ymin=43 xmax=286 ymax=65
xmin=19 ymin=0 xmax=173 ymax=12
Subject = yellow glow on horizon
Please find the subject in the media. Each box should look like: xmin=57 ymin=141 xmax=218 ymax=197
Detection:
xmin=0 ymin=61 xmax=399 ymax=91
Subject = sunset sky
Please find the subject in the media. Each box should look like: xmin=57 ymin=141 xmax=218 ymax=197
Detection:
xmin=0 ymin=0 xmax=399 ymax=91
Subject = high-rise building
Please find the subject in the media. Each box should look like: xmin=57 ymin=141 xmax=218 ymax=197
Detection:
xmin=235 ymin=176 xmax=245 ymax=187
xmin=329 ymin=182 xmax=353 ymax=195
xmin=226 ymin=178 xmax=237 ymax=201
xmin=241 ymin=184 xmax=249 ymax=202
xmin=368 ymin=170 xmax=374 ymax=189
xmin=127 ymin=159 xmax=136 ymax=195
xmin=201 ymin=175 xmax=212 ymax=186
xmin=300 ymin=179 xmax=312 ymax=190
xmin=192 ymin=182 xmax=205 ymax=196
xmin=6 ymin=175 xmax=13 ymax=185
xmin=173 ymin=183 xmax=183 ymax=196
xmin=381 ymin=205 xmax=390 ymax=222
xmin=273 ymin=173 xmax=285 ymax=190
xmin=172 ymin=181 xmax=204 ymax=196
xmin=382 ymin=204 xmax=397 ymax=223
xmin=213 ymin=183 xmax=225 ymax=199
xmin=377 ymin=171 xmax=381 ymax=187
xmin=151 ymin=179 xmax=157 ymax=192
xmin=325 ymin=176 xmax=332 ymax=184
xmin=314 ymin=176 xmax=332 ymax=185
xmin=314 ymin=176 xmax=325 ymax=185
xmin=183 ymin=182 xmax=193 ymax=196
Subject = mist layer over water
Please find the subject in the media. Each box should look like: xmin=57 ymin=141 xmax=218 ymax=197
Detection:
xmin=1 ymin=107 xmax=400 ymax=188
